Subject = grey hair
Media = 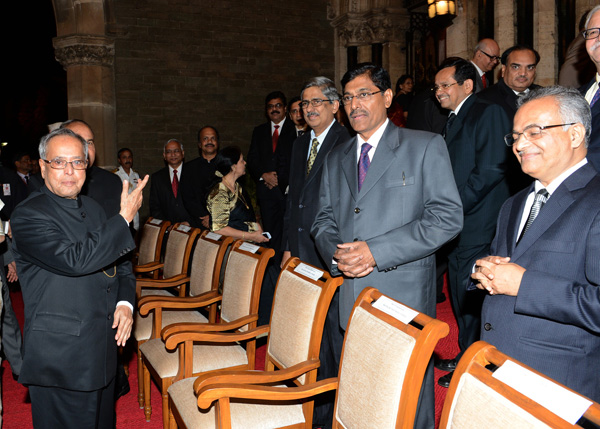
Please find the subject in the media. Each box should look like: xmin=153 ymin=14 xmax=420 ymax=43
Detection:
xmin=301 ymin=76 xmax=340 ymax=102
xmin=585 ymin=6 xmax=600 ymax=29
xmin=39 ymin=128 xmax=89 ymax=160
xmin=517 ymin=86 xmax=591 ymax=147
xmin=164 ymin=138 xmax=184 ymax=152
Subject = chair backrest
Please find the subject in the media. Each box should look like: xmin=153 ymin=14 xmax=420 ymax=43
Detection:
xmin=334 ymin=287 xmax=449 ymax=429
xmin=188 ymin=231 xmax=233 ymax=297
xmin=266 ymin=257 xmax=343 ymax=386
xmin=439 ymin=341 xmax=600 ymax=429
xmin=137 ymin=217 xmax=170 ymax=266
xmin=162 ymin=223 xmax=200 ymax=279
xmin=220 ymin=241 xmax=274 ymax=332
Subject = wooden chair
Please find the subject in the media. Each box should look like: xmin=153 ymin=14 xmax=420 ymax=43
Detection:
xmin=134 ymin=217 xmax=171 ymax=278
xmin=182 ymin=286 xmax=449 ymax=429
xmin=439 ymin=341 xmax=600 ymax=428
xmin=139 ymin=240 xmax=274 ymax=426
xmin=134 ymin=223 xmax=201 ymax=407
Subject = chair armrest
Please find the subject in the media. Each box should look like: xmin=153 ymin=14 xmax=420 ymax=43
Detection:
xmin=194 ymin=359 xmax=321 ymax=393
xmin=163 ymin=322 xmax=268 ymax=350
xmin=134 ymin=261 xmax=164 ymax=273
xmin=136 ymin=274 xmax=189 ymax=288
xmin=138 ymin=290 xmax=221 ymax=315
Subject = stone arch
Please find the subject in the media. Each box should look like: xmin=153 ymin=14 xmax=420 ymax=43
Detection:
xmin=50 ymin=0 xmax=117 ymax=167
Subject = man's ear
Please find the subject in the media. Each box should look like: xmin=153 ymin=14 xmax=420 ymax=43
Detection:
xmin=569 ymin=123 xmax=586 ymax=149
xmin=384 ymin=88 xmax=394 ymax=108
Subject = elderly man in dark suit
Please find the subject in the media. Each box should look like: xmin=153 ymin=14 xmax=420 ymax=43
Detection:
xmin=11 ymin=128 xmax=147 ymax=428
xmin=149 ymin=138 xmax=192 ymax=224
xmin=473 ymin=86 xmax=600 ymax=403
xmin=281 ymin=76 xmax=350 ymax=428
xmin=247 ymin=91 xmax=297 ymax=260
xmin=312 ymin=63 xmax=463 ymax=428
xmin=580 ymin=6 xmax=600 ymax=171
xmin=434 ymin=58 xmax=512 ymax=388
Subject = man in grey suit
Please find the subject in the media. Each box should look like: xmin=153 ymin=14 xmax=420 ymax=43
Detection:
xmin=312 ymin=63 xmax=463 ymax=428
xmin=472 ymin=86 xmax=600 ymax=403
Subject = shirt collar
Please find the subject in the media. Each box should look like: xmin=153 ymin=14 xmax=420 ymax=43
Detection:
xmin=357 ymin=118 xmax=389 ymax=151
xmin=534 ymin=158 xmax=588 ymax=195
xmin=451 ymin=94 xmax=473 ymax=116
xmin=310 ymin=119 xmax=336 ymax=143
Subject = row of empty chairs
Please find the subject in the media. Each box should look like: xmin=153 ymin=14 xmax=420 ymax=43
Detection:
xmin=131 ymin=219 xmax=600 ymax=428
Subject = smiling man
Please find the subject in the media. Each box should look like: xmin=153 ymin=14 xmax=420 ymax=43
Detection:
xmin=433 ymin=57 xmax=512 ymax=388
xmin=11 ymin=128 xmax=148 ymax=428
xmin=312 ymin=63 xmax=463 ymax=428
xmin=247 ymin=91 xmax=297 ymax=260
xmin=472 ymin=86 xmax=600 ymax=403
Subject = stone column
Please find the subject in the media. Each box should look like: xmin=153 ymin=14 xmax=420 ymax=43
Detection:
xmin=53 ymin=35 xmax=117 ymax=168
xmin=495 ymin=0 xmax=516 ymax=52
xmin=534 ymin=0 xmax=558 ymax=86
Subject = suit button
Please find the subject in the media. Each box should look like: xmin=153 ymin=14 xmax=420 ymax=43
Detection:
xmin=354 ymin=207 xmax=360 ymax=213
xmin=353 ymin=238 xmax=358 ymax=242
xmin=298 ymin=228 xmax=303 ymax=232
xmin=108 ymin=315 xmax=112 ymax=320
xmin=299 ymin=204 xmax=303 ymax=209
xmin=107 ymin=287 xmax=111 ymax=293
xmin=484 ymin=323 xmax=492 ymax=331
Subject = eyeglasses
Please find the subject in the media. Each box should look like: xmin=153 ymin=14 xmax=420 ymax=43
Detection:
xmin=267 ymin=103 xmax=284 ymax=109
xmin=300 ymin=98 xmax=332 ymax=108
xmin=504 ymin=123 xmax=576 ymax=146
xmin=43 ymin=158 xmax=88 ymax=170
xmin=432 ymin=82 xmax=461 ymax=92
xmin=479 ymin=50 xmax=501 ymax=62
xmin=583 ymin=28 xmax=600 ymax=40
xmin=164 ymin=149 xmax=182 ymax=155
xmin=341 ymin=90 xmax=383 ymax=106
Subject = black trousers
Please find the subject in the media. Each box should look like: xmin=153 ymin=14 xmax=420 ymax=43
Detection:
xmin=29 ymin=377 xmax=116 ymax=429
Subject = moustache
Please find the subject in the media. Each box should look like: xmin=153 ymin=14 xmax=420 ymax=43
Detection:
xmin=306 ymin=112 xmax=319 ymax=118
xmin=269 ymin=110 xmax=281 ymax=115
xmin=349 ymin=108 xmax=368 ymax=118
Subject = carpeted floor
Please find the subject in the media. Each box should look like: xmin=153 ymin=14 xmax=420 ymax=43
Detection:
xmin=3 ymin=282 xmax=458 ymax=428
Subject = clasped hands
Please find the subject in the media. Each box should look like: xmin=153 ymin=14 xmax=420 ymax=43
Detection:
xmin=471 ymin=255 xmax=526 ymax=296
xmin=334 ymin=241 xmax=375 ymax=278
xmin=261 ymin=171 xmax=278 ymax=189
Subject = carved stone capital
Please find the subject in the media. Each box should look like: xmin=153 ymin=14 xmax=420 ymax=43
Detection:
xmin=53 ymin=35 xmax=115 ymax=68
xmin=331 ymin=9 xmax=410 ymax=46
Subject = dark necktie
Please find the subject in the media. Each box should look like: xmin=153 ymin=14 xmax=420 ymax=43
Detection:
xmin=518 ymin=188 xmax=549 ymax=243
xmin=298 ymin=129 xmax=305 ymax=137
xmin=591 ymin=86 xmax=600 ymax=107
xmin=358 ymin=143 xmax=372 ymax=192
xmin=272 ymin=125 xmax=280 ymax=152
xmin=172 ymin=170 xmax=179 ymax=198
xmin=306 ymin=138 xmax=319 ymax=176
xmin=443 ymin=113 xmax=456 ymax=138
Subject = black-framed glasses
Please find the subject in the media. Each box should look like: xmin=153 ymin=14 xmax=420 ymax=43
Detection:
xmin=341 ymin=90 xmax=383 ymax=106
xmin=432 ymin=82 xmax=462 ymax=92
xmin=479 ymin=50 xmax=501 ymax=62
xmin=504 ymin=123 xmax=576 ymax=146
xmin=300 ymin=98 xmax=332 ymax=108
xmin=267 ymin=103 xmax=284 ymax=109
xmin=583 ymin=28 xmax=600 ymax=40
xmin=43 ymin=158 xmax=88 ymax=170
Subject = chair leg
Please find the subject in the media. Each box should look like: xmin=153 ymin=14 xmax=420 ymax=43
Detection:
xmin=143 ymin=364 xmax=152 ymax=421
xmin=137 ymin=343 xmax=144 ymax=409
xmin=168 ymin=405 xmax=177 ymax=429
xmin=162 ymin=390 xmax=170 ymax=428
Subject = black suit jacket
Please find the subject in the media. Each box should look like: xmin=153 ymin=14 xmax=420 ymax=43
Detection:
xmin=478 ymin=78 xmax=542 ymax=120
xmin=82 ymin=166 xmax=123 ymax=218
xmin=180 ymin=156 xmax=217 ymax=228
xmin=247 ymin=118 xmax=297 ymax=195
xmin=282 ymin=121 xmax=350 ymax=269
xmin=12 ymin=186 xmax=135 ymax=391
xmin=580 ymin=79 xmax=600 ymax=172
xmin=149 ymin=166 xmax=192 ymax=223
xmin=445 ymin=95 xmax=512 ymax=246
xmin=406 ymin=88 xmax=448 ymax=134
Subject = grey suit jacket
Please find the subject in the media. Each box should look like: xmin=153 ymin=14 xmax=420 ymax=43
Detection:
xmin=312 ymin=121 xmax=463 ymax=326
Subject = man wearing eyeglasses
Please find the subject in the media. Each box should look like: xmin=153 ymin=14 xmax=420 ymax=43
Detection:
xmin=149 ymin=139 xmax=192 ymax=224
xmin=11 ymin=128 xmax=148 ymax=428
xmin=433 ymin=57 xmax=511 ymax=389
xmin=581 ymin=6 xmax=600 ymax=172
xmin=472 ymin=86 xmax=600 ymax=403
xmin=247 ymin=91 xmax=297 ymax=261
xmin=470 ymin=38 xmax=501 ymax=92
xmin=312 ymin=63 xmax=463 ymax=428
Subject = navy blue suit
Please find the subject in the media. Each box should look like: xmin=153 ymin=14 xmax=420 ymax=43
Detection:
xmin=580 ymin=79 xmax=600 ymax=171
xmin=481 ymin=162 xmax=600 ymax=402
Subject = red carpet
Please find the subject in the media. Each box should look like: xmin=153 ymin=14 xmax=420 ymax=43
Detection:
xmin=3 ymin=283 xmax=458 ymax=428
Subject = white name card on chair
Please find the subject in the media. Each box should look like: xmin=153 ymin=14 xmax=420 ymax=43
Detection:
xmin=149 ymin=218 xmax=163 ymax=225
xmin=205 ymin=232 xmax=222 ymax=241
xmin=372 ymin=295 xmax=418 ymax=325
xmin=239 ymin=242 xmax=259 ymax=253
xmin=177 ymin=224 xmax=191 ymax=232
xmin=294 ymin=263 xmax=323 ymax=281
xmin=493 ymin=360 xmax=592 ymax=424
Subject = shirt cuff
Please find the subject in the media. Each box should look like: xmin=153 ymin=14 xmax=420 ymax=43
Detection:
xmin=116 ymin=300 xmax=134 ymax=312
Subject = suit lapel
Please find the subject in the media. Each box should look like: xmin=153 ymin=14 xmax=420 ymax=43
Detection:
xmin=341 ymin=137 xmax=359 ymax=201
xmin=306 ymin=122 xmax=339 ymax=184
xmin=356 ymin=123 xmax=397 ymax=199
xmin=445 ymin=95 xmax=475 ymax=144
xmin=506 ymin=185 xmax=533 ymax=256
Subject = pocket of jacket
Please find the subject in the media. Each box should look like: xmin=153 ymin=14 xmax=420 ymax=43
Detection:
xmin=32 ymin=312 xmax=82 ymax=336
